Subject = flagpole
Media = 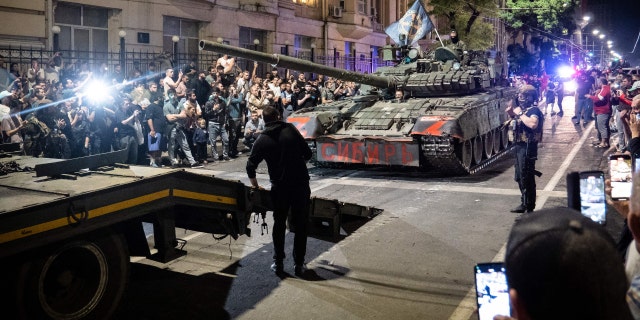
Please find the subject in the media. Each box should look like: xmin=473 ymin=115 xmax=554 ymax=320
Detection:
xmin=433 ymin=28 xmax=445 ymax=47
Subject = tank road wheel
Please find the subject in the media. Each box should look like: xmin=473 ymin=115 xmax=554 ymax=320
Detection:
xmin=472 ymin=136 xmax=483 ymax=165
xmin=483 ymin=132 xmax=494 ymax=158
xmin=492 ymin=129 xmax=502 ymax=154
xmin=455 ymin=139 xmax=473 ymax=169
xmin=15 ymin=231 xmax=129 ymax=320
xmin=501 ymin=126 xmax=510 ymax=149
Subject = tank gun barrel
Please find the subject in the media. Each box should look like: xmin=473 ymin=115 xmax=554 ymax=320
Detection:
xmin=199 ymin=40 xmax=394 ymax=89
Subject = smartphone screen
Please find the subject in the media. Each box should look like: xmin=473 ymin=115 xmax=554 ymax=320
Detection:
xmin=475 ymin=262 xmax=510 ymax=320
xmin=579 ymin=171 xmax=606 ymax=224
xmin=610 ymin=154 xmax=633 ymax=200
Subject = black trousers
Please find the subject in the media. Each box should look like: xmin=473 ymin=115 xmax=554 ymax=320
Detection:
xmin=270 ymin=183 xmax=311 ymax=265
xmin=514 ymin=142 xmax=537 ymax=211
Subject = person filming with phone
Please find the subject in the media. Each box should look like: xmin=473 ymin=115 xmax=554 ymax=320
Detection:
xmin=492 ymin=207 xmax=633 ymax=320
xmin=506 ymin=85 xmax=544 ymax=213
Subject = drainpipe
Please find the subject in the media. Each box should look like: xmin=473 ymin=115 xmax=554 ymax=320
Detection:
xmin=323 ymin=0 xmax=329 ymax=57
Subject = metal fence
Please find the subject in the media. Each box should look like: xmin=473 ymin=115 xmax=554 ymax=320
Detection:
xmin=0 ymin=46 xmax=392 ymax=82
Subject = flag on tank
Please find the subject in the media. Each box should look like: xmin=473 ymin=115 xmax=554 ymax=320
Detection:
xmin=385 ymin=0 xmax=433 ymax=46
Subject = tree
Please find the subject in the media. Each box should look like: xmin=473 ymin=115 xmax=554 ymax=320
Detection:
xmin=427 ymin=0 xmax=498 ymax=50
xmin=500 ymin=0 xmax=578 ymax=39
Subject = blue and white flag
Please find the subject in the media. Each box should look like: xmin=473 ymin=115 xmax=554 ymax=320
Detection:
xmin=385 ymin=0 xmax=433 ymax=46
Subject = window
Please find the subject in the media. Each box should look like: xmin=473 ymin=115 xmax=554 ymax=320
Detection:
xmin=54 ymin=2 xmax=108 ymax=58
xmin=294 ymin=35 xmax=315 ymax=59
xmin=163 ymin=17 xmax=200 ymax=60
xmin=357 ymin=0 xmax=366 ymax=14
xmin=239 ymin=27 xmax=267 ymax=75
xmin=292 ymin=0 xmax=317 ymax=7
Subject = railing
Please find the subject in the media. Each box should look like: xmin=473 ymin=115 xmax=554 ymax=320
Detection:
xmin=0 ymin=46 xmax=393 ymax=83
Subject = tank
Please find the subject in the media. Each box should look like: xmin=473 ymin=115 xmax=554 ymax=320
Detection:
xmin=200 ymin=40 xmax=517 ymax=175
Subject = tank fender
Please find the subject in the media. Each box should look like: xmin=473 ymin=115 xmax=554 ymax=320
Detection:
xmin=410 ymin=115 xmax=463 ymax=138
xmin=287 ymin=114 xmax=324 ymax=139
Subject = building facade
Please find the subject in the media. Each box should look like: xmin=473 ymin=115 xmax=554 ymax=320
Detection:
xmin=0 ymin=0 xmax=411 ymax=63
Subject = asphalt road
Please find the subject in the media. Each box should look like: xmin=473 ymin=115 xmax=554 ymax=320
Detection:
xmin=114 ymin=96 xmax=626 ymax=320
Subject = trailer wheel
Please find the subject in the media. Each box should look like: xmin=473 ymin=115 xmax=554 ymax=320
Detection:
xmin=15 ymin=232 xmax=129 ymax=320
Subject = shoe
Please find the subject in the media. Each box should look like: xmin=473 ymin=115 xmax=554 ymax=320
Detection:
xmin=190 ymin=163 xmax=204 ymax=168
xmin=294 ymin=264 xmax=308 ymax=277
xmin=510 ymin=205 xmax=526 ymax=213
xmin=223 ymin=156 xmax=231 ymax=161
xmin=557 ymin=111 xmax=563 ymax=116
xmin=271 ymin=262 xmax=284 ymax=275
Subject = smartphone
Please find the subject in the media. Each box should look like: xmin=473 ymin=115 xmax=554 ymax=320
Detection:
xmin=610 ymin=154 xmax=633 ymax=200
xmin=579 ymin=171 xmax=606 ymax=224
xmin=474 ymin=262 xmax=510 ymax=320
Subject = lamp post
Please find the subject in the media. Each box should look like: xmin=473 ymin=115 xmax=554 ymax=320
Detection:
xmin=333 ymin=47 xmax=337 ymax=68
xmin=52 ymin=25 xmax=60 ymax=52
xmin=253 ymin=39 xmax=260 ymax=75
xmin=119 ymin=30 xmax=127 ymax=76
xmin=172 ymin=35 xmax=180 ymax=66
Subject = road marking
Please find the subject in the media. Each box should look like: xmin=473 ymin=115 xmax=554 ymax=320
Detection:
xmin=448 ymin=121 xmax=594 ymax=320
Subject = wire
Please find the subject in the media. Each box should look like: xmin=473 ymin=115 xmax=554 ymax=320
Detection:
xmin=631 ymin=29 xmax=640 ymax=54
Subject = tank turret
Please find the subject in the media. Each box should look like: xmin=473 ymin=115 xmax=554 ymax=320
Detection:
xmin=199 ymin=40 xmax=516 ymax=175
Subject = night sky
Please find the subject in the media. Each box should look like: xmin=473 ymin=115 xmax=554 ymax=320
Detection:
xmin=583 ymin=0 xmax=640 ymax=66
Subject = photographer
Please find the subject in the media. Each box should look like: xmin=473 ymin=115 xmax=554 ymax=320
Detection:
xmin=204 ymin=90 xmax=231 ymax=161
xmin=297 ymin=83 xmax=318 ymax=109
xmin=226 ymin=85 xmax=245 ymax=157
xmin=114 ymin=95 xmax=141 ymax=164
xmin=494 ymin=208 xmax=633 ymax=320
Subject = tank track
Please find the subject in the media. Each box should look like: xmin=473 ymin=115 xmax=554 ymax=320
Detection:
xmin=420 ymin=135 xmax=513 ymax=175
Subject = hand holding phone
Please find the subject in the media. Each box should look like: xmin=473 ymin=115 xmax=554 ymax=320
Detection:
xmin=475 ymin=263 xmax=510 ymax=320
xmin=610 ymin=154 xmax=632 ymax=200
xmin=579 ymin=171 xmax=607 ymax=224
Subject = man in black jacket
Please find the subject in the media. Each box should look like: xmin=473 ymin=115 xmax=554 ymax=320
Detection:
xmin=246 ymin=105 xmax=312 ymax=277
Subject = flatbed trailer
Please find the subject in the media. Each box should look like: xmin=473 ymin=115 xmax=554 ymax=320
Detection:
xmin=0 ymin=150 xmax=377 ymax=319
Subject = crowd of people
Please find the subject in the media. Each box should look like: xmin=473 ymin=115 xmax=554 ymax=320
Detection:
xmin=0 ymin=53 xmax=362 ymax=166
xmin=501 ymin=66 xmax=640 ymax=319
xmin=511 ymin=67 xmax=640 ymax=151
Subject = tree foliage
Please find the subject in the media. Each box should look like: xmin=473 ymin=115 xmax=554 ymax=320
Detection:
xmin=500 ymin=0 xmax=578 ymax=37
xmin=427 ymin=0 xmax=498 ymax=50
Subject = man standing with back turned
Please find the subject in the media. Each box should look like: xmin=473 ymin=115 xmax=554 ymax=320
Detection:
xmin=246 ymin=105 xmax=312 ymax=277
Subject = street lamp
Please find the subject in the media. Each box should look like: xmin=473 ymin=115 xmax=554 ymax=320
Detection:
xmin=333 ymin=46 xmax=337 ymax=68
xmin=216 ymin=37 xmax=223 ymax=43
xmin=172 ymin=35 xmax=180 ymax=64
xmin=119 ymin=30 xmax=127 ymax=76
xmin=253 ymin=38 xmax=260 ymax=51
xmin=310 ymin=43 xmax=316 ymax=63
xmin=51 ymin=25 xmax=60 ymax=51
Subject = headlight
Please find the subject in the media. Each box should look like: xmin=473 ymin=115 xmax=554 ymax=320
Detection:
xmin=453 ymin=62 xmax=461 ymax=71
